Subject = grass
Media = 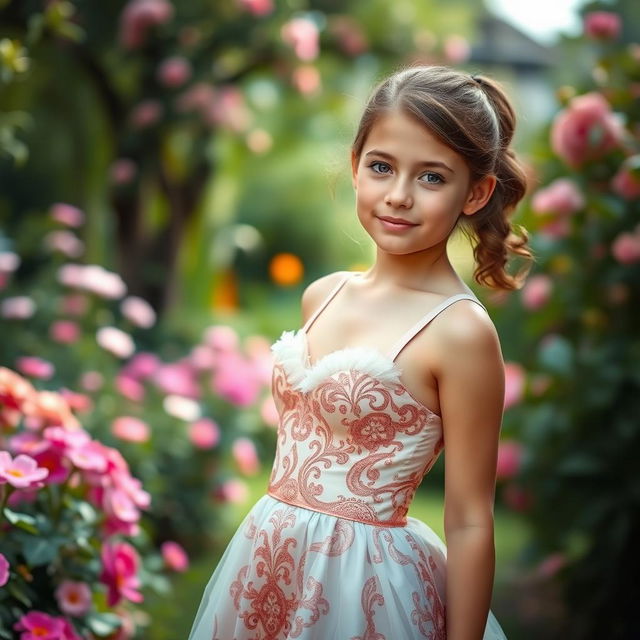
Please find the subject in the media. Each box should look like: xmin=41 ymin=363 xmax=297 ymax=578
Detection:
xmin=145 ymin=471 xmax=529 ymax=639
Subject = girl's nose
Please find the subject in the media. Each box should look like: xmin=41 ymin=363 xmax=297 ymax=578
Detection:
xmin=384 ymin=179 xmax=413 ymax=209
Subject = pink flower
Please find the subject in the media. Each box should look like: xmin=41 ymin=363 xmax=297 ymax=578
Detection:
xmin=119 ymin=0 xmax=174 ymax=50
xmin=237 ymin=0 xmax=273 ymax=16
xmin=539 ymin=218 xmax=571 ymax=240
xmin=0 ymin=451 xmax=49 ymax=488
xmin=612 ymin=231 xmax=640 ymax=264
xmin=96 ymin=326 xmax=135 ymax=359
xmin=153 ymin=362 xmax=199 ymax=398
xmin=1 ymin=295 xmax=36 ymax=319
xmin=443 ymin=34 xmax=470 ymax=63
xmin=232 ymin=437 xmax=260 ymax=475
xmin=9 ymin=432 xmax=49 ymax=457
xmin=129 ymin=99 xmax=164 ymax=129
xmin=212 ymin=353 xmax=261 ymax=406
xmin=123 ymin=352 xmax=161 ymax=379
xmin=611 ymin=162 xmax=640 ymax=200
xmin=217 ymin=478 xmax=249 ymax=504
xmin=204 ymin=325 xmax=239 ymax=351
xmin=260 ymin=395 xmax=279 ymax=428
xmin=51 ymin=203 xmax=85 ymax=228
xmin=504 ymin=362 xmax=525 ymax=410
xmin=111 ymin=416 xmax=150 ymax=443
xmin=55 ymin=580 xmax=92 ymax=616
xmin=120 ymin=295 xmax=156 ymax=328
xmin=163 ymin=394 xmax=200 ymax=421
xmin=496 ymin=440 xmax=524 ymax=480
xmin=0 ymin=552 xmax=9 ymax=587
xmin=60 ymin=293 xmax=88 ymax=316
xmin=59 ymin=619 xmax=82 ymax=640
xmin=110 ymin=158 xmax=138 ymax=185
xmin=281 ymin=17 xmax=319 ymax=61
xmin=584 ymin=11 xmax=621 ymax=40
xmin=99 ymin=541 xmax=143 ymax=606
xmin=16 ymin=356 xmax=55 ymax=380
xmin=292 ymin=65 xmax=321 ymax=96
xmin=205 ymin=87 xmax=252 ymax=132
xmin=175 ymin=82 xmax=217 ymax=116
xmin=551 ymin=92 xmax=621 ymax=167
xmin=531 ymin=178 xmax=585 ymax=216
xmin=33 ymin=446 xmax=70 ymax=484
xmin=68 ymin=441 xmax=108 ymax=473
xmin=13 ymin=611 xmax=64 ymax=639
xmin=103 ymin=487 xmax=140 ymax=523
xmin=246 ymin=128 xmax=273 ymax=154
xmin=161 ymin=541 xmax=189 ymax=571
xmin=157 ymin=56 xmax=192 ymax=88
xmin=115 ymin=374 xmax=146 ymax=402
xmin=58 ymin=264 xmax=127 ymax=299
xmin=329 ymin=16 xmax=368 ymax=56
xmin=80 ymin=370 xmax=104 ymax=392
xmin=188 ymin=418 xmax=220 ymax=449
xmin=44 ymin=231 xmax=84 ymax=258
xmin=50 ymin=320 xmax=81 ymax=344
xmin=0 ymin=251 xmax=20 ymax=273
xmin=521 ymin=274 xmax=553 ymax=310
xmin=536 ymin=552 xmax=567 ymax=578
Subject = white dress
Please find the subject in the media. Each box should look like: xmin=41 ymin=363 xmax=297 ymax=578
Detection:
xmin=189 ymin=273 xmax=508 ymax=639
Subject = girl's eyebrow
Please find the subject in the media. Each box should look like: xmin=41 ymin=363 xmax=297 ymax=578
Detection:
xmin=364 ymin=149 xmax=454 ymax=173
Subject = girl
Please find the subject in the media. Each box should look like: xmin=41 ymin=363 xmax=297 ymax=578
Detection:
xmin=189 ymin=65 xmax=531 ymax=640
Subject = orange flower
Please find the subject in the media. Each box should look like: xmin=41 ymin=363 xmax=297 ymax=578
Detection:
xmin=269 ymin=253 xmax=303 ymax=286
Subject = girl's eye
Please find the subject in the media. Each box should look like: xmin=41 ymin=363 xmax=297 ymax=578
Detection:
xmin=420 ymin=172 xmax=444 ymax=185
xmin=369 ymin=161 xmax=392 ymax=174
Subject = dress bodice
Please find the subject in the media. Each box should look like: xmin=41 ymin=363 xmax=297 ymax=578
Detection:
xmin=267 ymin=272 xmax=486 ymax=527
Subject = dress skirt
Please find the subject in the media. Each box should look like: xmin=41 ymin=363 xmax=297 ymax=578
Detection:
xmin=188 ymin=494 xmax=507 ymax=639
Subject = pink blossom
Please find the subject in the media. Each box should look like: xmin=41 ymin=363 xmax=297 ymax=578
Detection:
xmin=43 ymin=426 xmax=91 ymax=452
xmin=212 ymin=353 xmax=261 ymax=406
xmin=612 ymin=231 xmax=640 ymax=264
xmin=281 ymin=17 xmax=320 ymax=61
xmin=260 ymin=396 xmax=279 ymax=428
xmin=99 ymin=541 xmax=143 ymax=606
xmin=521 ymin=274 xmax=553 ymax=310
xmin=0 ymin=552 xmax=9 ymax=587
xmin=153 ymin=362 xmax=200 ymax=398
xmin=80 ymin=370 xmax=104 ymax=392
xmin=292 ymin=65 xmax=321 ymax=96
xmin=163 ymin=394 xmax=201 ymax=421
xmin=232 ymin=437 xmax=260 ymax=475
xmin=189 ymin=344 xmax=217 ymax=370
xmin=496 ymin=440 xmax=524 ymax=480
xmin=111 ymin=416 xmax=150 ymax=443
xmin=157 ymin=56 xmax=192 ymax=88
xmin=175 ymin=82 xmax=217 ymax=116
xmin=51 ymin=203 xmax=85 ymax=228
xmin=188 ymin=417 xmax=220 ymax=449
xmin=33 ymin=446 xmax=70 ymax=484
xmin=531 ymin=178 xmax=585 ymax=216
xmin=50 ymin=320 xmax=81 ymax=344
xmin=115 ymin=374 xmax=146 ymax=402
xmin=60 ymin=293 xmax=89 ymax=316
xmin=584 ymin=11 xmax=621 ymax=40
xmin=535 ymin=552 xmax=567 ymax=578
xmin=44 ymin=231 xmax=84 ymax=258
xmin=551 ymin=92 xmax=621 ymax=167
xmin=443 ymin=34 xmax=470 ymax=63
xmin=58 ymin=264 xmax=127 ymax=299
xmin=59 ymin=619 xmax=82 ymax=640
xmin=1 ymin=295 xmax=36 ymax=319
xmin=110 ymin=158 xmax=138 ymax=185
xmin=120 ymin=295 xmax=156 ymax=328
xmin=119 ymin=0 xmax=174 ymax=50
xmin=55 ymin=580 xmax=92 ymax=616
xmin=504 ymin=362 xmax=525 ymax=410
xmin=13 ymin=611 xmax=64 ymax=639
xmin=237 ymin=0 xmax=273 ymax=16
xmin=68 ymin=441 xmax=108 ymax=473
xmin=217 ymin=477 xmax=249 ymax=504
xmin=161 ymin=541 xmax=189 ymax=571
xmin=104 ymin=486 xmax=140 ymax=523
xmin=0 ymin=251 xmax=20 ymax=273
xmin=96 ymin=326 xmax=135 ymax=359
xmin=129 ymin=99 xmax=164 ymax=129
xmin=9 ymin=432 xmax=49 ymax=457
xmin=329 ymin=16 xmax=367 ymax=56
xmin=539 ymin=218 xmax=571 ymax=240
xmin=0 ymin=451 xmax=49 ymax=488
xmin=16 ymin=356 xmax=55 ymax=380
xmin=123 ymin=352 xmax=161 ymax=379
xmin=205 ymin=87 xmax=252 ymax=132
xmin=204 ymin=325 xmax=239 ymax=351
xmin=611 ymin=164 xmax=640 ymax=200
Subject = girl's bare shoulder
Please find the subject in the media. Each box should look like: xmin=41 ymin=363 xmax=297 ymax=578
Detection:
xmin=300 ymin=271 xmax=352 ymax=323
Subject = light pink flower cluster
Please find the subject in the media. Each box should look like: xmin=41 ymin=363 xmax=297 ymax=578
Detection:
xmin=551 ymin=92 xmax=621 ymax=167
xmin=50 ymin=203 xmax=85 ymax=228
xmin=14 ymin=611 xmax=82 ymax=640
xmin=161 ymin=540 xmax=189 ymax=571
xmin=119 ymin=0 xmax=174 ymax=49
xmin=611 ymin=224 xmax=640 ymax=265
xmin=58 ymin=264 xmax=127 ymax=300
xmin=281 ymin=17 xmax=320 ymax=61
xmin=521 ymin=274 xmax=553 ymax=310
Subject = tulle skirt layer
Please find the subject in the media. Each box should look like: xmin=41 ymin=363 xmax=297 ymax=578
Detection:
xmin=188 ymin=494 xmax=506 ymax=640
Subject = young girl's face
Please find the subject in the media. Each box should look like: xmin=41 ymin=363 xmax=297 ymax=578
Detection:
xmin=352 ymin=109 xmax=491 ymax=256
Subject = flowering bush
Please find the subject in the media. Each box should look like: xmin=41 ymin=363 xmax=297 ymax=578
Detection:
xmin=0 ymin=205 xmax=275 ymax=551
xmin=0 ymin=367 xmax=169 ymax=639
xmin=488 ymin=7 xmax=640 ymax=636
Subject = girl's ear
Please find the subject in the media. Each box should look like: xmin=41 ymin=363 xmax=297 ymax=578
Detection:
xmin=351 ymin=150 xmax=359 ymax=189
xmin=461 ymin=174 xmax=497 ymax=216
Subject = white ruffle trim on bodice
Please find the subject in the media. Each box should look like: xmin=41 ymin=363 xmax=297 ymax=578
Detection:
xmin=271 ymin=329 xmax=403 ymax=394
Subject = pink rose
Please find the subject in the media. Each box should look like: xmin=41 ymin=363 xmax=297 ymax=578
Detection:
xmin=55 ymin=580 xmax=92 ymax=616
xmin=496 ymin=440 xmax=524 ymax=480
xmin=531 ymin=178 xmax=585 ymax=216
xmin=188 ymin=418 xmax=220 ymax=449
xmin=111 ymin=416 xmax=150 ymax=443
xmin=157 ymin=56 xmax=192 ymax=88
xmin=161 ymin=541 xmax=189 ymax=571
xmin=612 ymin=231 xmax=640 ymax=264
xmin=551 ymin=92 xmax=621 ymax=167
xmin=281 ymin=17 xmax=319 ymax=61
xmin=584 ymin=11 xmax=621 ymax=40
xmin=504 ymin=362 xmax=525 ymax=410
xmin=611 ymin=161 xmax=640 ymax=200
xmin=521 ymin=274 xmax=553 ymax=310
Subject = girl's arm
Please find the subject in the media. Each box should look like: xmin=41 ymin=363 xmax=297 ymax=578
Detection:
xmin=433 ymin=303 xmax=505 ymax=640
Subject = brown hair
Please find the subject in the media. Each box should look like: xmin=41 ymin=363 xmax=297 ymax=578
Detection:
xmin=352 ymin=65 xmax=532 ymax=290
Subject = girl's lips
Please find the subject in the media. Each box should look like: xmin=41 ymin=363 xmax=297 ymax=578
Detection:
xmin=376 ymin=216 xmax=418 ymax=231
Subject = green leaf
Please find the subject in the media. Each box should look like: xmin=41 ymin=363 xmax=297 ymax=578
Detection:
xmin=7 ymin=582 xmax=32 ymax=608
xmin=86 ymin=612 xmax=122 ymax=635
xmin=3 ymin=508 xmax=38 ymax=534
xmin=557 ymin=453 xmax=604 ymax=476
xmin=22 ymin=537 xmax=62 ymax=566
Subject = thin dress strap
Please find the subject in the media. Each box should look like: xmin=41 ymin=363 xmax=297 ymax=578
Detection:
xmin=386 ymin=293 xmax=487 ymax=362
xmin=301 ymin=272 xmax=353 ymax=333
